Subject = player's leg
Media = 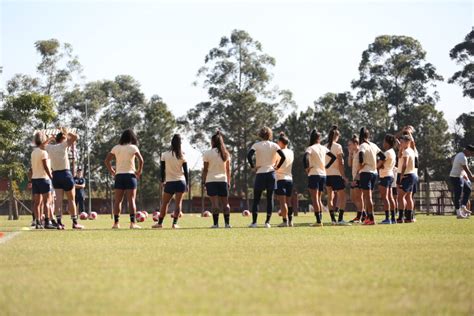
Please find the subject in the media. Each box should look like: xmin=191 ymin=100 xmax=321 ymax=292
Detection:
xmin=172 ymin=192 xmax=185 ymax=228
xmin=153 ymin=192 xmax=173 ymax=228
xmin=54 ymin=189 xmax=64 ymax=227
xmin=112 ymin=189 xmax=125 ymax=229
xmin=219 ymin=194 xmax=231 ymax=228
xmin=209 ymin=195 xmax=220 ymax=228
xmin=326 ymin=184 xmax=336 ymax=224
xmin=379 ymin=183 xmax=390 ymax=224
xmin=126 ymin=189 xmax=140 ymax=229
xmin=336 ymin=185 xmax=347 ymax=224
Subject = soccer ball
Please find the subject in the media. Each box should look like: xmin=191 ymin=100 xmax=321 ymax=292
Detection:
xmin=79 ymin=212 xmax=88 ymax=220
xmin=152 ymin=211 xmax=160 ymax=222
xmin=142 ymin=211 xmax=149 ymax=218
xmin=277 ymin=209 xmax=282 ymax=216
xmin=202 ymin=211 xmax=211 ymax=217
xmin=242 ymin=210 xmax=251 ymax=217
xmin=89 ymin=212 xmax=98 ymax=220
xmin=136 ymin=212 xmax=146 ymax=222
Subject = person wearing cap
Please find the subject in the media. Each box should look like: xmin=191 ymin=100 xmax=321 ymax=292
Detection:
xmin=74 ymin=169 xmax=86 ymax=214
xmin=449 ymin=145 xmax=474 ymax=219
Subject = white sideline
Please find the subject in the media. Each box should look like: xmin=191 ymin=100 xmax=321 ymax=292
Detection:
xmin=0 ymin=231 xmax=21 ymax=245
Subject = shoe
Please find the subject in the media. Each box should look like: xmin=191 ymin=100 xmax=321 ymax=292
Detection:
xmin=248 ymin=223 xmax=258 ymax=228
xmin=50 ymin=220 xmax=58 ymax=228
xmin=151 ymin=223 xmax=163 ymax=229
xmin=337 ymin=220 xmax=351 ymax=226
xmin=331 ymin=221 xmax=337 ymax=226
xmin=363 ymin=219 xmax=375 ymax=225
xmin=225 ymin=224 xmax=232 ymax=228
xmin=277 ymin=222 xmax=288 ymax=227
xmin=72 ymin=223 xmax=84 ymax=229
xmin=390 ymin=218 xmax=397 ymax=224
xmin=311 ymin=222 xmax=323 ymax=227
xmin=461 ymin=205 xmax=472 ymax=215
xmin=57 ymin=224 xmax=65 ymax=230
xmin=44 ymin=222 xmax=56 ymax=229
xmin=31 ymin=220 xmax=36 ymax=227
xmin=456 ymin=209 xmax=467 ymax=219
xmin=379 ymin=219 xmax=392 ymax=225
xmin=264 ymin=223 xmax=271 ymax=228
xmin=288 ymin=221 xmax=294 ymax=227
xmin=396 ymin=218 xmax=405 ymax=224
xmin=35 ymin=224 xmax=44 ymax=229
xmin=130 ymin=223 xmax=141 ymax=229
xmin=172 ymin=224 xmax=180 ymax=229
xmin=211 ymin=224 xmax=219 ymax=229
xmin=349 ymin=217 xmax=361 ymax=224
xmin=112 ymin=223 xmax=120 ymax=229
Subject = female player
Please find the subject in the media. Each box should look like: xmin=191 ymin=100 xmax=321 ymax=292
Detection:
xmin=202 ymin=131 xmax=232 ymax=228
xmin=31 ymin=132 xmax=54 ymax=229
xmin=275 ymin=132 xmax=294 ymax=227
xmin=396 ymin=134 xmax=418 ymax=223
xmin=247 ymin=127 xmax=286 ymax=228
xmin=325 ymin=126 xmax=348 ymax=225
xmin=347 ymin=134 xmax=365 ymax=223
xmin=377 ymin=134 xmax=397 ymax=224
xmin=358 ymin=127 xmax=386 ymax=225
xmin=104 ymin=129 xmax=144 ymax=229
xmin=402 ymin=126 xmax=419 ymax=221
xmin=152 ymin=134 xmax=188 ymax=229
xmin=46 ymin=128 xmax=83 ymax=229
xmin=449 ymin=146 xmax=474 ymax=218
xmin=304 ymin=129 xmax=337 ymax=226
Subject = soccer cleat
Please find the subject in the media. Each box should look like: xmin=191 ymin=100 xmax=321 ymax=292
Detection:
xmin=172 ymin=224 xmax=180 ymax=229
xmin=277 ymin=222 xmax=288 ymax=227
xmin=151 ymin=223 xmax=163 ymax=229
xmin=311 ymin=222 xmax=323 ymax=227
xmin=349 ymin=217 xmax=361 ymax=224
xmin=44 ymin=222 xmax=56 ymax=229
xmin=35 ymin=224 xmax=44 ymax=230
xmin=455 ymin=209 xmax=467 ymax=219
xmin=337 ymin=220 xmax=351 ymax=226
xmin=57 ymin=224 xmax=65 ymax=230
xmin=461 ymin=205 xmax=472 ymax=215
xmin=390 ymin=218 xmax=397 ymax=224
xmin=30 ymin=220 xmax=36 ymax=227
xmin=264 ymin=223 xmax=271 ymax=228
xmin=248 ymin=223 xmax=258 ymax=228
xmin=363 ymin=219 xmax=375 ymax=225
xmin=130 ymin=223 xmax=141 ymax=229
xmin=225 ymin=224 xmax=232 ymax=229
xmin=72 ymin=223 xmax=84 ymax=230
xmin=379 ymin=219 xmax=392 ymax=225
xmin=112 ymin=223 xmax=120 ymax=229
xmin=396 ymin=218 xmax=405 ymax=224
xmin=211 ymin=224 xmax=219 ymax=229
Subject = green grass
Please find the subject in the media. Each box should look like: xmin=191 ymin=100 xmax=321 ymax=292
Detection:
xmin=1 ymin=213 xmax=473 ymax=315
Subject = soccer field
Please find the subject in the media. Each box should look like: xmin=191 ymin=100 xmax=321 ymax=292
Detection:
xmin=0 ymin=214 xmax=473 ymax=315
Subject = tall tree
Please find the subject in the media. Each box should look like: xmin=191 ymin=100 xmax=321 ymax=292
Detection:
xmin=183 ymin=29 xmax=295 ymax=201
xmin=351 ymin=35 xmax=443 ymax=129
xmin=453 ymin=112 xmax=474 ymax=151
xmin=449 ymin=29 xmax=474 ymax=98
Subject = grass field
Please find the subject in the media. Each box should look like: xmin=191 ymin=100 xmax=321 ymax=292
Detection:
xmin=1 ymin=213 xmax=473 ymax=315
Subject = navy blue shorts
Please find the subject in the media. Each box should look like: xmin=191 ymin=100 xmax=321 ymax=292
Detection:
xmin=379 ymin=176 xmax=394 ymax=188
xmin=32 ymin=179 xmax=51 ymax=195
xmin=308 ymin=175 xmax=326 ymax=191
xmin=164 ymin=180 xmax=186 ymax=194
xmin=52 ymin=170 xmax=75 ymax=191
xmin=254 ymin=172 xmax=276 ymax=191
xmin=400 ymin=173 xmax=417 ymax=193
xmin=114 ymin=173 xmax=137 ymax=190
xmin=412 ymin=175 xmax=418 ymax=194
xmin=326 ymin=175 xmax=345 ymax=191
xmin=275 ymin=180 xmax=293 ymax=197
xmin=206 ymin=182 xmax=228 ymax=197
xmin=360 ymin=172 xmax=377 ymax=190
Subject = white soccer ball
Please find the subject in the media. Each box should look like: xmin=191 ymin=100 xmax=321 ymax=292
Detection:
xmin=79 ymin=212 xmax=88 ymax=220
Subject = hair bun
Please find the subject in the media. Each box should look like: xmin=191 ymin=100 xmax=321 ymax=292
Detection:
xmin=279 ymin=132 xmax=286 ymax=137
xmin=332 ymin=125 xmax=338 ymax=130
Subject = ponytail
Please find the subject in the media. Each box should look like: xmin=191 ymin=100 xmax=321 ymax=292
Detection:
xmin=278 ymin=132 xmax=289 ymax=146
xmin=171 ymin=134 xmax=183 ymax=160
xmin=309 ymin=129 xmax=321 ymax=146
xmin=350 ymin=134 xmax=359 ymax=145
xmin=327 ymin=125 xmax=340 ymax=149
xmin=359 ymin=127 xmax=370 ymax=144
xmin=211 ymin=130 xmax=229 ymax=161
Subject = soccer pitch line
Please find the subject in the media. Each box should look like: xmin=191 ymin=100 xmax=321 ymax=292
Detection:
xmin=0 ymin=231 xmax=21 ymax=245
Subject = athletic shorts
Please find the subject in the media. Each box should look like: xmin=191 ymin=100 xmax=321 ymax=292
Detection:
xmin=254 ymin=171 xmax=276 ymax=191
xmin=52 ymin=170 xmax=75 ymax=191
xmin=32 ymin=178 xmax=51 ymax=195
xmin=379 ymin=176 xmax=394 ymax=188
xmin=164 ymin=180 xmax=186 ymax=194
xmin=308 ymin=175 xmax=326 ymax=191
xmin=412 ymin=175 xmax=418 ymax=194
xmin=206 ymin=182 xmax=228 ymax=197
xmin=400 ymin=173 xmax=417 ymax=193
xmin=275 ymin=180 xmax=293 ymax=197
xmin=114 ymin=173 xmax=137 ymax=190
xmin=351 ymin=180 xmax=360 ymax=189
xmin=326 ymin=175 xmax=345 ymax=191
xmin=360 ymin=172 xmax=377 ymax=190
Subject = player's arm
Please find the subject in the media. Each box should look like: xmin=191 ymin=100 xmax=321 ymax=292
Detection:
xmin=182 ymin=162 xmax=189 ymax=190
xmin=275 ymin=149 xmax=286 ymax=170
xmin=202 ymin=162 xmax=209 ymax=185
xmin=303 ymin=152 xmax=310 ymax=174
xmin=28 ymin=168 xmax=32 ymax=182
xmin=225 ymin=160 xmax=231 ymax=187
xmin=134 ymin=151 xmax=144 ymax=179
xmin=325 ymin=152 xmax=337 ymax=169
xmin=462 ymin=165 xmax=473 ymax=182
xmin=42 ymin=159 xmax=52 ymax=180
xmin=160 ymin=161 xmax=166 ymax=183
xmin=247 ymin=149 xmax=256 ymax=169
xmin=336 ymin=153 xmax=346 ymax=180
xmin=397 ymin=156 xmax=408 ymax=185
xmin=64 ymin=128 xmax=79 ymax=147
xmin=104 ymin=153 xmax=116 ymax=177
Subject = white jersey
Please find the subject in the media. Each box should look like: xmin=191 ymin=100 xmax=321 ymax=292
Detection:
xmin=402 ymin=147 xmax=416 ymax=175
xmin=305 ymin=144 xmax=330 ymax=176
xmin=31 ymin=147 xmax=50 ymax=179
xmin=276 ymin=148 xmax=294 ymax=181
xmin=46 ymin=142 xmax=69 ymax=171
xmin=203 ymin=148 xmax=228 ymax=183
xmin=359 ymin=141 xmax=382 ymax=174
xmin=111 ymin=144 xmax=140 ymax=174
xmin=450 ymin=152 xmax=468 ymax=177
xmin=161 ymin=150 xmax=186 ymax=182
xmin=379 ymin=148 xmax=396 ymax=178
xmin=325 ymin=143 xmax=343 ymax=176
xmin=251 ymin=141 xmax=281 ymax=174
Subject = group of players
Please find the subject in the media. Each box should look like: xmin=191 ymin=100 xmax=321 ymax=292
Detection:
xmin=29 ymin=124 xmax=473 ymax=229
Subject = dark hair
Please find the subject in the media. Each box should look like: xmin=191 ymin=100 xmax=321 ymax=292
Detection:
xmin=211 ymin=131 xmax=229 ymax=162
xmin=309 ymin=129 xmax=321 ymax=146
xmin=466 ymin=145 xmax=474 ymax=152
xmin=55 ymin=132 xmax=65 ymax=143
xmin=171 ymin=134 xmax=183 ymax=160
xmin=384 ymin=134 xmax=396 ymax=148
xmin=278 ymin=132 xmax=289 ymax=146
xmin=119 ymin=129 xmax=138 ymax=145
xmin=349 ymin=134 xmax=359 ymax=145
xmin=258 ymin=126 xmax=272 ymax=140
xmin=327 ymin=125 xmax=340 ymax=149
xmin=359 ymin=127 xmax=370 ymax=143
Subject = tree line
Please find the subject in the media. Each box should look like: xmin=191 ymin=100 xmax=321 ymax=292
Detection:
xmin=0 ymin=29 xmax=472 ymax=202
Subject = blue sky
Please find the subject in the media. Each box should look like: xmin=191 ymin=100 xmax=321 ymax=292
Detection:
xmin=1 ymin=0 xmax=473 ymax=166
